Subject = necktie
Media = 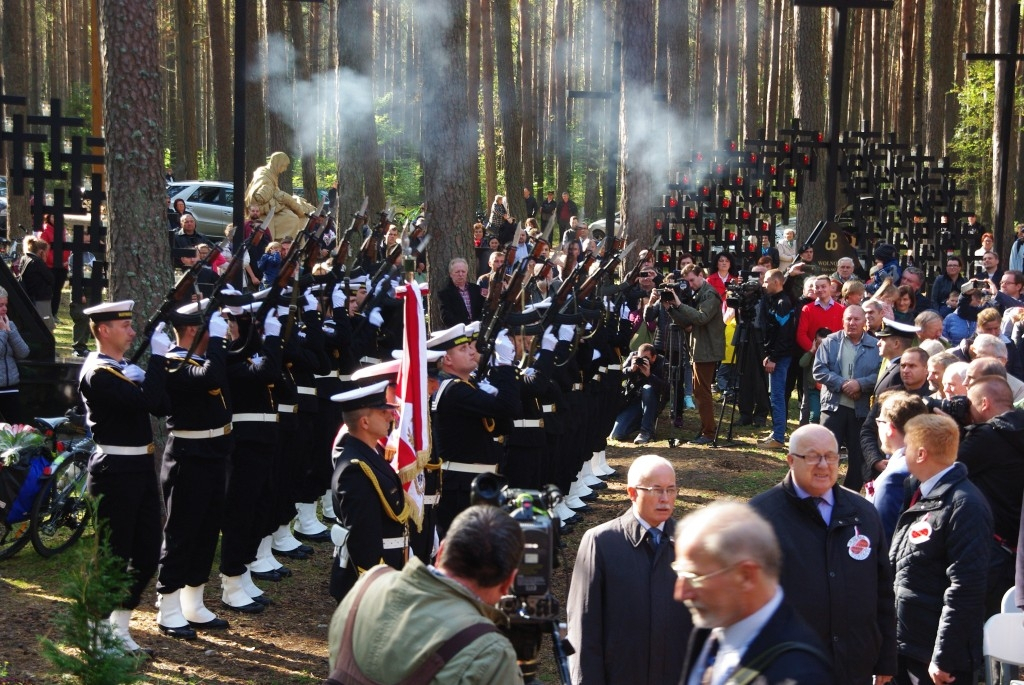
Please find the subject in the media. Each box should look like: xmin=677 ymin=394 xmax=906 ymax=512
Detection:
xmin=648 ymin=527 xmax=661 ymax=546
xmin=909 ymin=487 xmax=922 ymax=507
xmin=700 ymin=634 xmax=720 ymax=685
xmin=811 ymin=496 xmax=826 ymax=522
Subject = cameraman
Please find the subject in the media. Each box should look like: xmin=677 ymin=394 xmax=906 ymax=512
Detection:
xmin=327 ymin=505 xmax=525 ymax=684
xmin=609 ymin=343 xmax=669 ymax=444
xmin=761 ymin=269 xmax=797 ymax=448
xmin=666 ymin=264 xmax=726 ymax=445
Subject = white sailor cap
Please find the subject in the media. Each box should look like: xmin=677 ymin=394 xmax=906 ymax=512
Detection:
xmin=427 ymin=323 xmax=474 ymax=351
xmin=351 ymin=359 xmax=401 ymax=382
xmin=170 ymin=299 xmax=211 ymax=326
xmin=875 ymin=317 xmax=920 ymax=339
xmin=83 ymin=300 xmax=134 ymax=323
xmin=463 ymin=321 xmax=481 ymax=340
xmin=389 ymin=348 xmax=445 ymax=363
xmin=330 ymin=380 xmax=399 ymax=410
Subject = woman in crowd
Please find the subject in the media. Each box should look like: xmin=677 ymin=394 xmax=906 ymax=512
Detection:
xmin=18 ymin=236 xmax=55 ymax=331
xmin=893 ymin=285 xmax=916 ymax=324
xmin=0 ymin=287 xmax=31 ymax=425
xmin=705 ymin=252 xmax=736 ymax=299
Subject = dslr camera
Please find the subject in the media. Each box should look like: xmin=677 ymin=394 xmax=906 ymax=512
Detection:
xmin=471 ymin=474 xmax=572 ymax=683
xmin=924 ymin=395 xmax=972 ymax=426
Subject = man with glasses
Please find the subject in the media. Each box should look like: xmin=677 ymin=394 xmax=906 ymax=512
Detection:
xmin=930 ymin=256 xmax=966 ymax=309
xmin=567 ymin=454 xmax=691 ymax=684
xmin=749 ymin=425 xmax=896 ymax=685
xmin=674 ymin=501 xmax=832 ymax=684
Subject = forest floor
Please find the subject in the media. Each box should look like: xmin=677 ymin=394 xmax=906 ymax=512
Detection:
xmin=0 ymin=404 xmax=808 ymax=684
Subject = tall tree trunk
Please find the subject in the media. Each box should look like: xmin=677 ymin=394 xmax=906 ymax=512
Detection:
xmin=665 ymin=0 xmax=690 ymax=164
xmin=175 ymin=0 xmax=198 ymax=178
xmin=97 ymin=0 xmax=171 ymax=309
xmin=765 ymin=0 xmax=782 ymax=137
xmin=926 ymin=0 xmax=955 ymax=157
xmin=619 ymin=0 xmax=655 ymax=243
xmin=793 ymin=5 xmax=827 ymax=234
xmin=1 ymin=0 xmax=32 ymax=232
xmin=719 ymin=0 xmax=738 ymax=138
xmin=897 ymin=0 xmax=915 ymax=139
xmin=494 ymin=0 xmax=526 ymax=220
xmin=549 ymin=0 xmax=570 ymax=192
xmin=695 ymin=0 xmax=718 ymax=142
xmin=414 ymin=0 xmax=476 ymax=306
xmin=742 ymin=0 xmax=760 ymax=143
xmin=244 ymin=0 xmax=266 ymax=182
xmin=519 ymin=0 xmax=535 ymax=193
xmin=467 ymin=0 xmax=482 ymax=211
xmin=287 ymin=2 xmax=319 ymax=205
xmin=265 ymin=0 xmax=291 ymax=191
xmin=992 ymin=0 xmax=1014 ymax=241
xmin=206 ymin=0 xmax=232 ymax=179
xmin=337 ymin=0 xmax=385 ymax=216
xmin=481 ymin=0 xmax=497 ymax=206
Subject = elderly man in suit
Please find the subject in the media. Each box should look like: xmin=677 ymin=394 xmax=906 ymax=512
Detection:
xmin=674 ymin=501 xmax=833 ymax=684
xmin=567 ymin=454 xmax=692 ymax=684
xmin=436 ymin=257 xmax=484 ymax=328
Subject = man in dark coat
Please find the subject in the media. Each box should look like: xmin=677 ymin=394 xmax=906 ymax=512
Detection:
xmin=436 ymin=257 xmax=484 ymax=328
xmin=329 ymin=380 xmax=408 ymax=603
xmin=674 ymin=501 xmax=833 ymax=684
xmin=567 ymin=455 xmax=692 ymax=685
xmin=960 ymin=376 xmax=1024 ymax=615
xmin=890 ymin=414 xmax=993 ymax=685
xmin=749 ymin=424 xmax=896 ymax=685
xmin=555 ymin=191 xmax=579 ymax=245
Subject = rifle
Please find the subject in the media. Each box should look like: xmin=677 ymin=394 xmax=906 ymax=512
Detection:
xmin=475 ymin=254 xmax=537 ymax=377
xmin=331 ymin=196 xmax=369 ymax=272
xmin=480 ymin=241 xmax=520 ymax=328
xmin=359 ymin=207 xmax=391 ymax=265
xmin=621 ymin=236 xmax=662 ymax=287
xmin=578 ymin=241 xmax=637 ymax=300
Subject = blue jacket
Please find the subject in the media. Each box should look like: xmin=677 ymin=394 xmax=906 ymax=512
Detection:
xmin=812 ymin=331 xmax=881 ymax=418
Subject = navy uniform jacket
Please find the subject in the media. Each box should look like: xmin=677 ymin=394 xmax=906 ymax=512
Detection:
xmin=164 ymin=338 xmax=233 ymax=459
xmin=225 ymin=331 xmax=281 ymax=442
xmin=329 ymin=434 xmax=407 ymax=602
xmin=80 ymin=353 xmax=170 ymax=474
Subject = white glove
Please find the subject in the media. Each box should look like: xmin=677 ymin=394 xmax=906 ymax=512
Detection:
xmin=541 ymin=326 xmax=558 ymax=351
xmin=303 ymin=289 xmax=318 ymax=312
xmin=220 ymin=284 xmax=242 ymax=297
xmin=493 ymin=330 xmax=515 ymax=366
xmin=619 ymin=302 xmax=631 ymax=320
xmin=208 ymin=313 xmax=229 ymax=339
xmin=368 ymin=307 xmax=384 ymax=327
xmin=557 ymin=324 xmax=575 ymax=342
xmin=373 ymin=278 xmax=389 ymax=296
xmin=122 ymin=363 xmax=145 ymax=384
xmin=521 ymin=366 xmax=537 ymax=380
xmin=331 ymin=285 xmax=347 ymax=310
xmin=263 ymin=312 xmax=282 ymax=337
xmin=592 ymin=348 xmax=601 ymax=361
xmin=477 ymin=379 xmax=499 ymax=396
xmin=150 ymin=322 xmax=172 ymax=357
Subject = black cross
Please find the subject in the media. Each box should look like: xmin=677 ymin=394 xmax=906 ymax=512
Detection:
xmin=965 ymin=1 xmax=1024 ymax=250
xmin=792 ymin=0 xmax=895 ymax=220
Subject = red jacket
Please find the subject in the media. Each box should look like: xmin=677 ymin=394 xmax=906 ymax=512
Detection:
xmin=796 ymin=299 xmax=845 ymax=351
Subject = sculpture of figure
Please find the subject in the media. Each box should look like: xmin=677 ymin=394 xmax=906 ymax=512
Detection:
xmin=245 ymin=152 xmax=317 ymax=240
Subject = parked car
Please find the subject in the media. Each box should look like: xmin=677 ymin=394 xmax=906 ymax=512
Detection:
xmin=166 ymin=180 xmax=234 ymax=240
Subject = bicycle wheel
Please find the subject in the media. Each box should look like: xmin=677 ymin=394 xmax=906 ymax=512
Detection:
xmin=0 ymin=517 xmax=31 ymax=560
xmin=30 ymin=454 xmax=90 ymax=558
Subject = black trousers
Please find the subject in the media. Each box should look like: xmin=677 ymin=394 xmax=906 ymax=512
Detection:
xmin=896 ymin=654 xmax=975 ymax=685
xmin=822 ymin=405 xmax=867 ymax=493
xmin=156 ymin=448 xmax=226 ymax=593
xmin=87 ymin=467 xmax=162 ymax=609
xmin=219 ymin=438 xmax=274 ymax=576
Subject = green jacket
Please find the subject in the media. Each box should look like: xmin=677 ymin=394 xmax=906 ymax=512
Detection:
xmin=668 ymin=281 xmax=725 ymax=363
xmin=328 ymin=558 xmax=524 ymax=685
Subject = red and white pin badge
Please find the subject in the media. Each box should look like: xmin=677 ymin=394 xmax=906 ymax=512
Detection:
xmin=847 ymin=526 xmax=871 ymax=560
xmin=909 ymin=514 xmax=932 ymax=545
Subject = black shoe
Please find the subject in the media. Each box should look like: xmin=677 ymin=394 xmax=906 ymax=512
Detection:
xmin=294 ymin=529 xmax=332 ymax=543
xmin=273 ymin=547 xmax=310 ymax=560
xmin=250 ymin=569 xmax=284 ymax=582
xmin=272 ymin=565 xmax=293 ymax=578
xmin=579 ymin=491 xmax=598 ymax=502
xmin=187 ymin=617 xmax=230 ymax=630
xmin=251 ymin=594 xmax=272 ymax=606
xmin=221 ymin=600 xmax=264 ymax=614
xmin=322 ymin=516 xmax=339 ymax=525
xmin=752 ymin=417 xmax=766 ymax=427
xmin=568 ymin=501 xmax=591 ymax=512
xmin=560 ymin=513 xmax=580 ymax=525
xmin=130 ymin=647 xmax=156 ymax=659
xmin=158 ymin=623 xmax=197 ymax=640
xmin=688 ymin=435 xmax=714 ymax=446
xmin=738 ymin=415 xmax=754 ymax=426
xmin=587 ymin=480 xmax=608 ymax=490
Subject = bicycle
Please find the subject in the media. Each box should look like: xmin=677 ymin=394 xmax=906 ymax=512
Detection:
xmin=28 ymin=415 xmax=94 ymax=558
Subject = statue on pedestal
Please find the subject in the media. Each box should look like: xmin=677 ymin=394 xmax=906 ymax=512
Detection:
xmin=245 ymin=152 xmax=316 ymax=240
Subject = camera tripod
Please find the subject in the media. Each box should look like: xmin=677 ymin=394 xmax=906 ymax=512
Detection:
xmin=665 ymin=321 xmax=690 ymax=437
xmin=713 ymin=314 xmax=772 ymax=447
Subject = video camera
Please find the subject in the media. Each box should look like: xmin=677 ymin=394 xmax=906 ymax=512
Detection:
xmin=659 ymin=281 xmax=696 ymax=307
xmin=471 ymin=474 xmax=573 ymax=684
xmin=725 ymin=272 xmax=762 ymax=319
xmin=924 ymin=395 xmax=972 ymax=426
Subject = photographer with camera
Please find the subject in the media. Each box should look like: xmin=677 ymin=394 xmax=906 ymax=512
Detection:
xmin=609 ymin=343 xmax=669 ymax=445
xmin=666 ymin=264 xmax=726 ymax=445
xmin=760 ymin=269 xmax=797 ymax=448
xmin=326 ymin=505 xmax=525 ymax=684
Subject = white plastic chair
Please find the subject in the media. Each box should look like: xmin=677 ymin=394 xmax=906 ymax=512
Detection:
xmin=984 ymin=613 xmax=1024 ymax=685
xmin=1002 ymin=586 xmax=1022 ymax=614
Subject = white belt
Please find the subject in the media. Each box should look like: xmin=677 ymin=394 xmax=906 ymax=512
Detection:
xmin=572 ymin=383 xmax=583 ymax=391
xmin=277 ymin=404 xmax=298 ymax=413
xmin=513 ymin=419 xmax=544 ymax=428
xmin=96 ymin=443 xmax=154 ymax=456
xmin=382 ymin=536 xmax=406 ymax=550
xmin=360 ymin=356 xmax=382 ymax=365
xmin=607 ymin=364 xmax=622 ymax=371
xmin=169 ymin=425 xmax=231 ymax=440
xmin=444 ymin=462 xmax=498 ymax=474
xmin=315 ymin=370 xmax=339 ymax=379
xmin=542 ymin=404 xmax=556 ymax=412
xmin=232 ymin=413 xmax=278 ymax=423
xmin=598 ymin=366 xmax=608 ymax=373
xmin=592 ymin=374 xmax=602 ymax=381
xmin=297 ymin=386 xmax=317 ymax=396
xmin=422 ymin=494 xmax=439 ymax=505
xmin=338 ymin=374 xmax=354 ymax=381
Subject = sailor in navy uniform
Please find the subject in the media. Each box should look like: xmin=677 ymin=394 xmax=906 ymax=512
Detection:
xmin=429 ymin=323 xmax=522 ymax=538
xmin=155 ymin=300 xmax=235 ymax=640
xmin=218 ymin=303 xmax=283 ymax=614
xmin=329 ymin=380 xmax=409 ymax=602
xmin=80 ymin=300 xmax=171 ymax=657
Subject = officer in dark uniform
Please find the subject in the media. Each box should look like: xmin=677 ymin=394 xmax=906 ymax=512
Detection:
xmin=219 ymin=303 xmax=282 ymax=613
xmin=429 ymin=323 xmax=522 ymax=537
xmin=80 ymin=300 xmax=171 ymax=657
xmin=155 ymin=300 xmax=234 ymax=640
xmin=329 ymin=380 xmax=408 ymax=602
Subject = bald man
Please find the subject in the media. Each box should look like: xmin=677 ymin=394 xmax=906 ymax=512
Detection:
xmin=750 ymin=425 xmax=895 ymax=685
xmin=567 ymin=455 xmax=692 ymax=684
